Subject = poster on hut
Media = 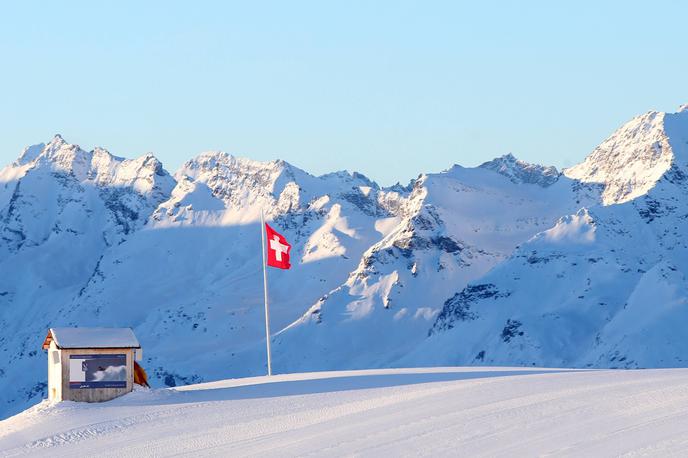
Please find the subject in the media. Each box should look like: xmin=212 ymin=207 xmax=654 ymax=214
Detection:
xmin=69 ymin=354 xmax=127 ymax=389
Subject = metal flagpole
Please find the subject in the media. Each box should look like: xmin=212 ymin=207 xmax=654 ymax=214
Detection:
xmin=260 ymin=209 xmax=273 ymax=376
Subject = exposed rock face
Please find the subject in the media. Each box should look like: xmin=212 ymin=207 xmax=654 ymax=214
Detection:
xmin=564 ymin=109 xmax=688 ymax=205
xmin=479 ymin=154 xmax=560 ymax=187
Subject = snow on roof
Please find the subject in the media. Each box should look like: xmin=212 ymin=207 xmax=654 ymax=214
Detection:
xmin=43 ymin=327 xmax=140 ymax=349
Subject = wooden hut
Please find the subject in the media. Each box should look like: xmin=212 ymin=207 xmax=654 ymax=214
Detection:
xmin=42 ymin=327 xmax=142 ymax=403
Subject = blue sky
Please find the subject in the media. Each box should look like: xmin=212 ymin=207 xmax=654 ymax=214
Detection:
xmin=1 ymin=1 xmax=686 ymax=185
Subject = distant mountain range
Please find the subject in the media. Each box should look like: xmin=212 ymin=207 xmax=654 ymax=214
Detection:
xmin=2 ymin=104 xmax=687 ymax=419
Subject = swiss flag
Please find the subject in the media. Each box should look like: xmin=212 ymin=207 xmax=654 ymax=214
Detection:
xmin=265 ymin=223 xmax=292 ymax=269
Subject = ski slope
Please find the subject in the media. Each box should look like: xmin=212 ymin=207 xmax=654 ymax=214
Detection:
xmin=2 ymin=367 xmax=688 ymax=457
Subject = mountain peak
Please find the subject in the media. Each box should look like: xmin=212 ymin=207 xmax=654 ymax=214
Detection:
xmin=479 ymin=153 xmax=560 ymax=187
xmin=8 ymin=137 xmax=174 ymax=197
xmin=178 ymin=152 xmax=279 ymax=181
xmin=563 ymin=110 xmax=683 ymax=205
xmin=319 ymin=170 xmax=379 ymax=189
xmin=50 ymin=133 xmax=65 ymax=144
xmin=678 ymin=104 xmax=688 ymax=113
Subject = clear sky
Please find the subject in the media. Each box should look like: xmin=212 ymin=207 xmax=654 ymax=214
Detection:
xmin=1 ymin=1 xmax=687 ymax=185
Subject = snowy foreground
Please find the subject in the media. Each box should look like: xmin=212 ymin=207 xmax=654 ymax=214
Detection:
xmin=2 ymin=367 xmax=688 ymax=457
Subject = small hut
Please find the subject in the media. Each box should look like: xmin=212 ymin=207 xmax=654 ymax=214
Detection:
xmin=42 ymin=327 xmax=142 ymax=403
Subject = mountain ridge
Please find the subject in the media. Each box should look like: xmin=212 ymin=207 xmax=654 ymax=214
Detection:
xmin=1 ymin=105 xmax=687 ymax=420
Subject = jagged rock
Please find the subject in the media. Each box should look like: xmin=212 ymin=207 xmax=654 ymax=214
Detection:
xmin=479 ymin=153 xmax=560 ymax=187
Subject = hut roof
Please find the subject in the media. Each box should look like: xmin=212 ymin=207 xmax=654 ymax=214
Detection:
xmin=42 ymin=327 xmax=140 ymax=350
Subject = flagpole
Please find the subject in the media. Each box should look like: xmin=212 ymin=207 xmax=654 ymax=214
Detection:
xmin=260 ymin=209 xmax=273 ymax=376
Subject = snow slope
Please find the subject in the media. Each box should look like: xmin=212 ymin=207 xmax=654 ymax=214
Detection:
xmin=3 ymin=367 xmax=688 ymax=457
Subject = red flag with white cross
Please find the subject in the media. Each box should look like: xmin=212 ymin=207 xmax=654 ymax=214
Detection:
xmin=265 ymin=223 xmax=291 ymax=269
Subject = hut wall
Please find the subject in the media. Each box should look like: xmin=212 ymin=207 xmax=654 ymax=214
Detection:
xmin=48 ymin=341 xmax=62 ymax=401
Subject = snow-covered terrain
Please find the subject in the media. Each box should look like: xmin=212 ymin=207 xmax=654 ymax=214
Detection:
xmin=3 ymin=367 xmax=688 ymax=457
xmin=410 ymin=105 xmax=688 ymax=369
xmin=2 ymin=104 xmax=688 ymax=421
xmin=274 ymin=160 xmax=596 ymax=372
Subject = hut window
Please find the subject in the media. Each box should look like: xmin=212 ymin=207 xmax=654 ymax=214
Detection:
xmin=52 ymin=351 xmax=60 ymax=364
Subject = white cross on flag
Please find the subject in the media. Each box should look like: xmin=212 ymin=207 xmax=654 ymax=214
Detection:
xmin=265 ymin=223 xmax=292 ymax=269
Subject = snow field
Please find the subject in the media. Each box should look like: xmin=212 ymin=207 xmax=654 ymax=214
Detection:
xmin=2 ymin=367 xmax=688 ymax=457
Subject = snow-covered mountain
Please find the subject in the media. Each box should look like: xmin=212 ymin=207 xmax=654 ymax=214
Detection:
xmin=406 ymin=105 xmax=688 ymax=369
xmin=1 ymin=104 xmax=688 ymax=420
xmin=273 ymin=158 xmax=598 ymax=372
xmin=0 ymin=139 xmax=401 ymax=418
